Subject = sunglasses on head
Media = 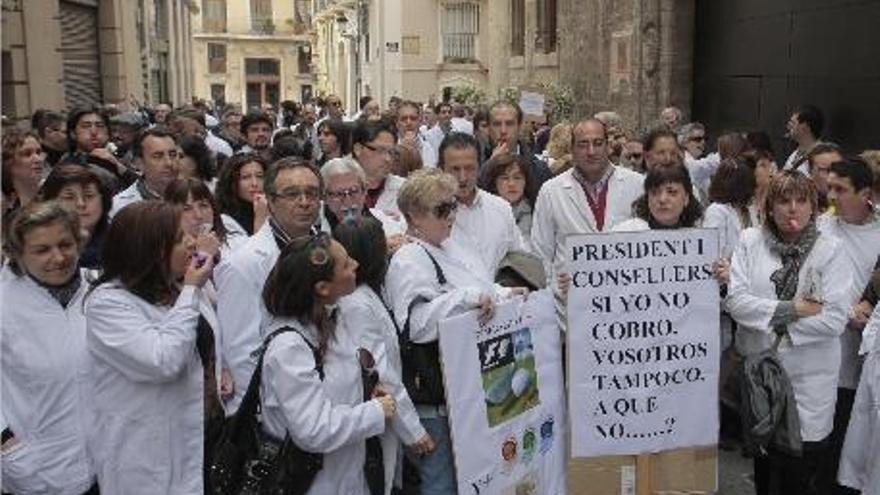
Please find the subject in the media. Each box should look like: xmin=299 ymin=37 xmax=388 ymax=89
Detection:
xmin=432 ymin=199 xmax=458 ymax=219
xmin=288 ymin=231 xmax=331 ymax=266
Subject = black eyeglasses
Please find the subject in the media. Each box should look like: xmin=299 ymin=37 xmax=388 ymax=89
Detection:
xmin=272 ymin=186 xmax=322 ymax=203
xmin=689 ymin=135 xmax=706 ymax=143
xmin=432 ymin=199 xmax=458 ymax=219
xmin=326 ymin=186 xmax=365 ymax=201
xmin=362 ymin=142 xmax=395 ymax=157
xmin=288 ymin=231 xmax=331 ymax=266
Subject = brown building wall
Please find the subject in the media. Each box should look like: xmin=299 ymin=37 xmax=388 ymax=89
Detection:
xmin=558 ymin=0 xmax=694 ymax=131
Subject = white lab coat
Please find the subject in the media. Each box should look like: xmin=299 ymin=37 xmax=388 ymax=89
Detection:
xmin=726 ymin=227 xmax=850 ymax=441
xmin=85 ymin=282 xmax=222 ymax=494
xmin=451 ymin=189 xmax=526 ymax=279
xmin=703 ymin=202 xmax=749 ymax=259
xmin=374 ymin=174 xmax=406 ymax=217
xmin=530 ymin=165 xmax=644 ymax=322
xmin=817 ymin=212 xmax=880 ymax=390
xmin=838 ymin=305 xmax=880 ymax=493
xmin=260 ymin=318 xmax=386 ymax=495
xmin=214 ymin=222 xmax=279 ymax=413
xmin=385 ymin=238 xmax=510 ymax=345
xmin=1 ymin=268 xmax=95 ymax=494
xmin=684 ymin=151 xmax=720 ymax=203
xmin=338 ymin=286 xmax=427 ymax=494
xmin=220 ymin=213 xmax=250 ymax=253
xmin=109 ymin=181 xmax=146 ymax=217
xmin=611 ymin=217 xmax=650 ymax=232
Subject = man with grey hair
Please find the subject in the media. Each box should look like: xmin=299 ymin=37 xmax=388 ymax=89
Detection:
xmin=660 ymin=106 xmax=684 ymax=130
xmin=320 ymin=156 xmax=407 ymax=243
xmin=678 ymin=122 xmax=720 ymax=202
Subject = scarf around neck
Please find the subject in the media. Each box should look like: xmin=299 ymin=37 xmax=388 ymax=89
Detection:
xmin=766 ymin=221 xmax=820 ymax=333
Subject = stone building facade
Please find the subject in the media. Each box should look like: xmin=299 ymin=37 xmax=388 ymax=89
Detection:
xmin=557 ymin=0 xmax=694 ymax=130
xmin=1 ymin=0 xmax=194 ymax=121
xmin=311 ymin=0 xmax=563 ymax=113
xmin=192 ymin=0 xmax=315 ymax=110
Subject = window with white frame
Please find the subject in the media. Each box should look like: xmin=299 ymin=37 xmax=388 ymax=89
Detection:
xmin=442 ymin=1 xmax=480 ymax=63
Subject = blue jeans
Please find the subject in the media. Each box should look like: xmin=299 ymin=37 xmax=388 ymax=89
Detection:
xmin=414 ymin=416 xmax=457 ymax=495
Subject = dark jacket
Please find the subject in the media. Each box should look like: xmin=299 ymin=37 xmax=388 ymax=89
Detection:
xmin=739 ymin=338 xmax=803 ymax=456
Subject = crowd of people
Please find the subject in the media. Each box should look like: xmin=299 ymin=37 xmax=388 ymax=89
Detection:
xmin=1 ymin=92 xmax=879 ymax=495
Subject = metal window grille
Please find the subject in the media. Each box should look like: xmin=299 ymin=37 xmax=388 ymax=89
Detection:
xmin=208 ymin=43 xmax=226 ymax=73
xmin=203 ymin=0 xmax=227 ymax=33
xmin=535 ymin=0 xmax=557 ymax=53
xmin=510 ymin=0 xmax=525 ymax=56
xmin=251 ymin=0 xmax=273 ymax=33
xmin=442 ymin=1 xmax=479 ymax=63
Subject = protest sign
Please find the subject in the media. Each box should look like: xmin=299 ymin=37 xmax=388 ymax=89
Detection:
xmin=566 ymin=229 xmax=720 ymax=458
xmin=439 ymin=290 xmax=566 ymax=495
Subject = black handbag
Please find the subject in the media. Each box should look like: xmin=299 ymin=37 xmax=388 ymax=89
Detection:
xmin=209 ymin=327 xmax=324 ymax=495
xmin=397 ymin=246 xmax=449 ymax=406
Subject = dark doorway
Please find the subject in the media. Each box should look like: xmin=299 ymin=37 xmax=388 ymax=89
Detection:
xmin=693 ymin=1 xmax=880 ymax=159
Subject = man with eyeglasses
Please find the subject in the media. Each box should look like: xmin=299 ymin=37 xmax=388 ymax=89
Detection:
xmin=678 ymin=122 xmax=720 ymax=203
xmin=215 ymin=157 xmax=326 ymax=413
xmin=352 ymin=118 xmax=406 ymax=217
xmin=320 ymin=156 xmax=408 ymax=251
xmin=532 ymin=118 xmax=644 ymax=325
xmin=439 ymin=132 xmax=525 ymax=279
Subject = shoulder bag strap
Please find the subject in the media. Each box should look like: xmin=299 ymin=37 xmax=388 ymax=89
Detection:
xmin=399 ymin=245 xmax=447 ymax=347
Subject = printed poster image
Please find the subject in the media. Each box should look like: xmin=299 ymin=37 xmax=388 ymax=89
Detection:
xmin=438 ymin=291 xmax=567 ymax=495
xmin=480 ymin=328 xmax=541 ymax=427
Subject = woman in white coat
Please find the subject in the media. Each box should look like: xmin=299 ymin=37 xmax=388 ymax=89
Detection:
xmin=385 ymin=168 xmax=523 ymax=495
xmin=333 ymin=217 xmax=435 ymax=494
xmin=838 ymin=300 xmax=880 ymax=494
xmin=259 ymin=232 xmax=396 ymax=494
xmin=85 ymin=201 xmax=222 ymax=494
xmin=726 ymin=171 xmax=850 ymax=495
xmin=1 ymin=201 xmax=97 ymax=494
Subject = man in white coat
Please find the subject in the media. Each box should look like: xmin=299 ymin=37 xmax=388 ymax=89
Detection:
xmin=531 ymin=118 xmax=644 ymax=324
xmin=351 ymin=118 xmax=406 ymax=216
xmin=214 ymin=157 xmax=324 ymax=413
xmin=109 ymin=127 xmax=179 ymax=217
xmin=440 ymin=132 xmax=526 ymax=279
xmin=816 ymin=158 xmax=880 ymax=493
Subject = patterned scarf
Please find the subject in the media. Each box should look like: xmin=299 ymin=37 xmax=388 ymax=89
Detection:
xmin=29 ymin=270 xmax=81 ymax=308
xmin=766 ymin=221 xmax=820 ymax=334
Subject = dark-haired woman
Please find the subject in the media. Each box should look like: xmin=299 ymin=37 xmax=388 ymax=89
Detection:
xmin=727 ymin=171 xmax=850 ymax=494
xmin=334 ymin=218 xmax=434 ymax=494
xmin=177 ymin=134 xmax=217 ymax=187
xmin=85 ymin=201 xmax=223 ymax=494
xmin=1 ymin=202 xmax=97 ymax=494
xmin=316 ymin=118 xmax=352 ymax=168
xmin=40 ymin=164 xmax=112 ymax=269
xmin=704 ymin=157 xmax=757 ymax=259
xmin=481 ymin=153 xmax=538 ymax=250
xmin=215 ymin=153 xmax=269 ymax=237
xmin=260 ymin=233 xmax=396 ymax=494
xmin=613 ymin=164 xmax=704 ymax=232
xmin=164 ymin=177 xmax=246 ymax=254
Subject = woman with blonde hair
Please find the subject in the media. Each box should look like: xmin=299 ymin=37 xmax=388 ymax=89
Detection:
xmin=543 ymin=123 xmax=572 ymax=175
